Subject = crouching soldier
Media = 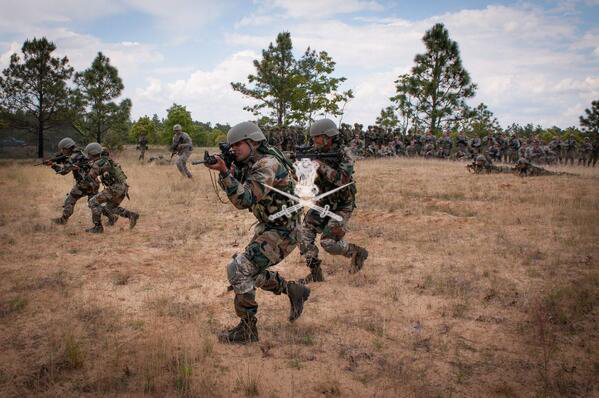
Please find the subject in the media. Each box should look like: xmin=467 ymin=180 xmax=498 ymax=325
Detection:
xmin=83 ymin=143 xmax=139 ymax=233
xmin=204 ymin=122 xmax=310 ymax=344
xmin=299 ymin=118 xmax=369 ymax=284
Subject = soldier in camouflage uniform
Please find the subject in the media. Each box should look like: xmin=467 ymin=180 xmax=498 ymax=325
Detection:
xmin=84 ymin=143 xmax=139 ymax=233
xmin=299 ymin=118 xmax=369 ymax=284
xmin=51 ymin=138 xmax=116 ymax=226
xmin=171 ymin=124 xmax=193 ymax=178
xmin=514 ymin=158 xmax=573 ymax=177
xmin=467 ymin=155 xmax=512 ymax=174
xmin=204 ymin=122 xmax=310 ymax=344
xmin=439 ymin=132 xmax=453 ymax=158
xmin=137 ymin=133 xmax=148 ymax=161
xmin=578 ymin=137 xmax=593 ymax=166
xmin=563 ymin=136 xmax=577 ymax=166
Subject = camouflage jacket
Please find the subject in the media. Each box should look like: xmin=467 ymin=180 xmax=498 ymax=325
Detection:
xmin=172 ymin=132 xmax=193 ymax=154
xmin=313 ymin=143 xmax=357 ymax=211
xmin=53 ymin=148 xmax=96 ymax=192
xmin=88 ymin=155 xmax=127 ymax=189
xmin=218 ymin=147 xmax=298 ymax=227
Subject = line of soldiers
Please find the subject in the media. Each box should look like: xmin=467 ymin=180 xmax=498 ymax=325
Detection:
xmin=260 ymin=123 xmax=599 ymax=166
xmin=46 ymin=137 xmax=139 ymax=233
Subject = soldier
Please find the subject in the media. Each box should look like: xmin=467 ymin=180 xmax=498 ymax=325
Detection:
xmin=563 ymin=136 xmax=577 ymax=166
xmin=299 ymin=118 xmax=368 ymax=284
xmin=590 ymin=139 xmax=599 ymax=167
xmin=84 ymin=143 xmax=139 ymax=233
xmin=467 ymin=155 xmax=512 ymax=174
xmin=514 ymin=158 xmax=573 ymax=177
xmin=137 ymin=132 xmax=148 ymax=161
xmin=456 ymin=132 xmax=468 ymax=153
xmin=548 ymin=136 xmax=562 ymax=164
xmin=171 ymin=124 xmax=193 ymax=178
xmin=203 ymin=122 xmax=310 ymax=344
xmin=509 ymin=136 xmax=521 ymax=163
xmin=578 ymin=137 xmax=593 ymax=166
xmin=439 ymin=132 xmax=453 ymax=158
xmin=50 ymin=138 xmax=116 ymax=226
xmin=147 ymin=155 xmax=171 ymax=165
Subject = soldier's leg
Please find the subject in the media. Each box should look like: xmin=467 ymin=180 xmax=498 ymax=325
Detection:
xmin=176 ymin=150 xmax=192 ymax=178
xmin=87 ymin=191 xmax=111 ymax=233
xmin=299 ymin=209 xmax=327 ymax=282
xmin=319 ymin=210 xmax=368 ymax=273
xmin=104 ymin=184 xmax=139 ymax=229
xmin=54 ymin=186 xmax=84 ymax=224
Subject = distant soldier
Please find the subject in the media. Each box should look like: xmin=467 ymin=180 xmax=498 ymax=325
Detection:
xmin=50 ymin=138 xmax=116 ymax=226
xmin=439 ymin=132 xmax=453 ymax=158
xmin=548 ymin=136 xmax=562 ymax=163
xmin=171 ymin=124 xmax=193 ymax=178
xmin=299 ymin=118 xmax=368 ymax=284
xmin=563 ymin=136 xmax=577 ymax=166
xmin=84 ymin=143 xmax=139 ymax=233
xmin=147 ymin=155 xmax=171 ymax=165
xmin=509 ymin=136 xmax=521 ymax=163
xmin=467 ymin=155 xmax=512 ymax=174
xmin=137 ymin=133 xmax=148 ymax=161
xmin=456 ymin=132 xmax=468 ymax=153
xmin=590 ymin=139 xmax=599 ymax=167
xmin=470 ymin=136 xmax=482 ymax=156
xmin=514 ymin=158 xmax=574 ymax=177
xmin=578 ymin=137 xmax=593 ymax=166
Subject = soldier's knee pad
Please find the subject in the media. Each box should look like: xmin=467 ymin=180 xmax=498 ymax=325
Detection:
xmin=227 ymin=254 xmax=257 ymax=295
xmin=88 ymin=197 xmax=100 ymax=209
xmin=320 ymin=238 xmax=349 ymax=255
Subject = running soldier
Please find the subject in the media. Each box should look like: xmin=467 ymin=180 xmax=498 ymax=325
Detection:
xmin=204 ymin=122 xmax=310 ymax=344
xmin=171 ymin=124 xmax=193 ymax=178
xmin=84 ymin=143 xmax=139 ymax=233
xmin=299 ymin=118 xmax=369 ymax=284
xmin=50 ymin=138 xmax=116 ymax=226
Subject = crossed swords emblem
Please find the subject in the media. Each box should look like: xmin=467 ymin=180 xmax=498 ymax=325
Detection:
xmin=263 ymin=158 xmax=353 ymax=222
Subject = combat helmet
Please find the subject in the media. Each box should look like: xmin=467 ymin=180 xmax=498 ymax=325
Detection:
xmin=516 ymin=157 xmax=530 ymax=167
xmin=475 ymin=154 xmax=486 ymax=165
xmin=58 ymin=137 xmax=76 ymax=151
xmin=309 ymin=118 xmax=339 ymax=137
xmin=227 ymin=122 xmax=266 ymax=145
xmin=84 ymin=142 xmax=103 ymax=157
xmin=173 ymin=124 xmax=182 ymax=132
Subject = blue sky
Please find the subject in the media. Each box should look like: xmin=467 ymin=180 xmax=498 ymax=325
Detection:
xmin=1 ymin=0 xmax=598 ymax=128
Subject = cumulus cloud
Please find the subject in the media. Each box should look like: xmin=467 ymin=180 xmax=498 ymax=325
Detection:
xmin=133 ymin=51 xmax=260 ymax=123
xmin=262 ymin=0 xmax=382 ymax=18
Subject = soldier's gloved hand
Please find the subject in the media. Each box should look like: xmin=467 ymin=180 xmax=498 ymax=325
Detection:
xmin=205 ymin=155 xmax=227 ymax=173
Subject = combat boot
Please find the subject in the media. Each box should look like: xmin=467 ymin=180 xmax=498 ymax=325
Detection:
xmin=128 ymin=212 xmax=139 ymax=229
xmin=287 ymin=282 xmax=310 ymax=322
xmin=218 ymin=317 xmax=258 ymax=344
xmin=349 ymin=244 xmax=368 ymax=273
xmin=52 ymin=216 xmax=67 ymax=225
xmin=298 ymin=258 xmax=324 ymax=284
xmin=85 ymin=223 xmax=104 ymax=234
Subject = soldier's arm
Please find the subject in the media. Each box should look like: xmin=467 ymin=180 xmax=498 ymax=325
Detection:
xmin=316 ymin=150 xmax=354 ymax=186
xmin=218 ymin=158 xmax=277 ymax=209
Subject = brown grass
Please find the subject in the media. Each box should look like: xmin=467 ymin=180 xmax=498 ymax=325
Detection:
xmin=0 ymin=149 xmax=598 ymax=397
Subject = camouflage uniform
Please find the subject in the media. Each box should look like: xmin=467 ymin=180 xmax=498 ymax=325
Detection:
xmin=578 ymin=139 xmax=592 ymax=166
xmin=85 ymin=145 xmax=139 ymax=233
xmin=514 ymin=158 xmax=572 ymax=177
xmin=172 ymin=130 xmax=193 ymax=178
xmin=299 ymin=129 xmax=368 ymax=282
xmin=137 ymin=134 xmax=148 ymax=161
xmin=467 ymin=155 xmax=512 ymax=174
xmin=563 ymin=138 xmax=577 ymax=165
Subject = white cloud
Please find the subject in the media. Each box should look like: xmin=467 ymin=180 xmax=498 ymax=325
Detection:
xmin=132 ymin=51 xmax=260 ymax=123
xmin=262 ymin=0 xmax=382 ymax=18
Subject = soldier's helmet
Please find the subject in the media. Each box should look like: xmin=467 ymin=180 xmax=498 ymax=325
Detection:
xmin=227 ymin=121 xmax=266 ymax=145
xmin=310 ymin=118 xmax=339 ymax=137
xmin=475 ymin=155 xmax=486 ymax=165
xmin=58 ymin=137 xmax=76 ymax=151
xmin=173 ymin=124 xmax=182 ymax=132
xmin=84 ymin=142 xmax=103 ymax=157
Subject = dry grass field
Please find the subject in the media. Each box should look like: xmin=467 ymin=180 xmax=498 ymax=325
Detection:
xmin=0 ymin=148 xmax=598 ymax=397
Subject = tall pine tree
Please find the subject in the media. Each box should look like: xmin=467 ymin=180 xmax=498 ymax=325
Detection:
xmin=0 ymin=37 xmax=75 ymax=157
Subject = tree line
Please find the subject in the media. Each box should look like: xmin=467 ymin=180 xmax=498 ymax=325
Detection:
xmin=1 ymin=26 xmax=597 ymax=158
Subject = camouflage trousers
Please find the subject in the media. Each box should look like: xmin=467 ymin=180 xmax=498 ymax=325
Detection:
xmin=227 ymin=221 xmax=299 ymax=319
xmin=88 ymin=182 xmax=134 ymax=225
xmin=299 ymin=208 xmax=356 ymax=263
xmin=62 ymin=184 xmax=96 ymax=220
xmin=176 ymin=149 xmax=192 ymax=178
xmin=139 ymin=147 xmax=146 ymax=161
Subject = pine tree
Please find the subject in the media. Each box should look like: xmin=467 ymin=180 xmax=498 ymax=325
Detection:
xmin=0 ymin=37 xmax=74 ymax=157
xmin=580 ymin=100 xmax=599 ymax=135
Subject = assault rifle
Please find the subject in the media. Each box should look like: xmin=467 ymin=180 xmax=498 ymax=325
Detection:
xmin=191 ymin=143 xmax=236 ymax=168
xmin=291 ymin=144 xmax=340 ymax=162
xmin=34 ymin=153 xmax=68 ymax=166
